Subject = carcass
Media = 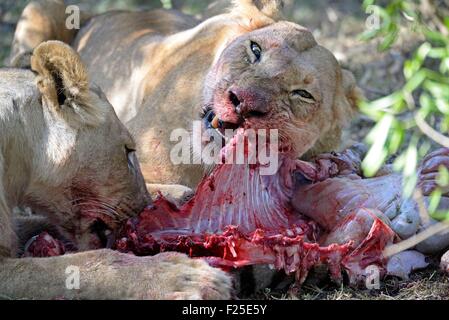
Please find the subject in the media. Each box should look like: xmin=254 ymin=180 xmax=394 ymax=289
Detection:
xmin=25 ymin=130 xmax=449 ymax=285
xmin=114 ymin=130 xmax=408 ymax=285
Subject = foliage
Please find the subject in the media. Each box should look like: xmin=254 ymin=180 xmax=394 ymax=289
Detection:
xmin=359 ymin=0 xmax=449 ymax=220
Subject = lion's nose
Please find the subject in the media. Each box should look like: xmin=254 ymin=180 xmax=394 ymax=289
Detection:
xmin=228 ymin=88 xmax=270 ymax=118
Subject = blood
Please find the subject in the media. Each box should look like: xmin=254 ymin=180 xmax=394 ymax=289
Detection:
xmin=113 ymin=131 xmax=395 ymax=285
xmin=23 ymin=232 xmax=65 ymax=258
xmin=23 ymin=130 xmax=396 ymax=285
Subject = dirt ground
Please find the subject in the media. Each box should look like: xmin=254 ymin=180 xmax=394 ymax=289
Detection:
xmin=277 ymin=270 xmax=449 ymax=300
xmin=1 ymin=0 xmax=447 ymax=300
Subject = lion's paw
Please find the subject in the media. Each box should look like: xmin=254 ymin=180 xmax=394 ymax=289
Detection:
xmin=155 ymin=253 xmax=232 ymax=300
xmin=147 ymin=184 xmax=194 ymax=207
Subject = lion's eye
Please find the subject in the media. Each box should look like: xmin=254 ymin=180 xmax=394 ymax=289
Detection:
xmin=250 ymin=41 xmax=262 ymax=62
xmin=125 ymin=146 xmax=136 ymax=170
xmin=291 ymin=89 xmax=315 ymax=102
xmin=125 ymin=146 xmax=136 ymax=154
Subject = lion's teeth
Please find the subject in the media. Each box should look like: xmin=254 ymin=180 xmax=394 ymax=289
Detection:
xmin=106 ymin=231 xmax=116 ymax=249
xmin=211 ymin=115 xmax=220 ymax=129
xmin=215 ymin=128 xmax=230 ymax=143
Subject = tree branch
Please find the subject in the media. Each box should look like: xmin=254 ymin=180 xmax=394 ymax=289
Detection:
xmin=415 ymin=113 xmax=449 ymax=149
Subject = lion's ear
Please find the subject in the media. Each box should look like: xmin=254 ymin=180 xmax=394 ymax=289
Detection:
xmin=311 ymin=69 xmax=363 ymax=155
xmin=231 ymin=0 xmax=285 ymax=28
xmin=31 ymin=40 xmax=104 ymax=126
xmin=341 ymin=69 xmax=364 ymax=115
xmin=333 ymin=69 xmax=363 ymax=125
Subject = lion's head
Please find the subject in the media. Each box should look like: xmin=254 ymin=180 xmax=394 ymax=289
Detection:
xmin=202 ymin=21 xmax=360 ymax=160
xmin=22 ymin=41 xmax=151 ymax=250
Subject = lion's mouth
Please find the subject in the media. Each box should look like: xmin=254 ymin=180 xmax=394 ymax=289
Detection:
xmin=203 ymin=109 xmax=242 ymax=143
xmin=88 ymin=219 xmax=116 ymax=248
xmin=202 ymin=84 xmax=276 ymax=148
xmin=70 ymin=195 xmax=122 ymax=249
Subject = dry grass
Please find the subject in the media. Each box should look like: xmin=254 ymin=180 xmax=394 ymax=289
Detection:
xmin=254 ymin=268 xmax=449 ymax=300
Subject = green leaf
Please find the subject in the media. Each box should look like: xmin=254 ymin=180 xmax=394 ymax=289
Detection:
xmin=441 ymin=57 xmax=449 ymax=74
xmin=388 ymin=125 xmax=404 ymax=154
xmin=424 ymin=29 xmax=449 ymax=45
xmin=361 ymin=92 xmax=403 ymax=112
xmin=423 ymin=69 xmax=449 ymax=84
xmin=160 ymin=0 xmax=172 ymax=9
xmin=419 ymin=93 xmax=435 ymax=114
xmin=403 ymin=143 xmax=418 ymax=177
xmin=403 ymin=173 xmax=418 ymax=198
xmin=403 ymin=69 xmax=426 ymax=93
xmin=442 ymin=115 xmax=449 ymax=132
xmin=404 ymin=60 xmax=419 ymax=79
xmin=356 ymin=0 xmax=449 ymax=203
xmin=428 ymin=188 xmax=443 ymax=214
xmin=379 ymin=26 xmax=399 ymax=51
xmin=363 ymin=115 xmax=394 ymax=177
xmin=363 ymin=0 xmax=375 ymax=8
xmin=359 ymin=29 xmax=382 ymax=41
xmin=418 ymin=141 xmax=432 ymax=158
xmin=424 ymin=81 xmax=449 ymax=99
xmin=437 ymin=166 xmax=449 ymax=187
xmin=444 ymin=17 xmax=449 ymax=30
xmin=393 ymin=152 xmax=406 ymax=172
xmin=428 ymin=48 xmax=447 ymax=59
xmin=436 ymin=98 xmax=449 ymax=115
xmin=416 ymin=42 xmax=432 ymax=62
xmin=430 ymin=210 xmax=449 ymax=221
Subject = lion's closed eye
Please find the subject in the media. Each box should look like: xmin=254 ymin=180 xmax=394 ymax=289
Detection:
xmin=289 ymin=90 xmax=318 ymax=119
xmin=290 ymin=89 xmax=315 ymax=103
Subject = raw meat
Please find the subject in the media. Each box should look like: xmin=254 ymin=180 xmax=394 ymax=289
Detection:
xmin=23 ymin=232 xmax=65 ymax=257
xmin=25 ymin=132 xmax=447 ymax=285
xmin=115 ymin=131 xmax=396 ymax=285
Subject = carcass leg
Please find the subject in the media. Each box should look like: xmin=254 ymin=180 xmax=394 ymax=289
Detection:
xmin=441 ymin=250 xmax=449 ymax=273
xmin=321 ymin=208 xmax=395 ymax=284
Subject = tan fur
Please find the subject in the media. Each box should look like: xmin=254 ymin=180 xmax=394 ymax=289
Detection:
xmin=1 ymin=250 xmax=231 ymax=299
xmin=147 ymin=183 xmax=194 ymax=207
xmin=0 ymin=41 xmax=231 ymax=299
xmin=10 ymin=0 xmax=361 ymax=189
xmin=231 ymin=0 xmax=285 ymax=23
xmin=8 ymin=0 xmax=91 ymax=68
xmin=31 ymin=41 xmax=104 ymax=127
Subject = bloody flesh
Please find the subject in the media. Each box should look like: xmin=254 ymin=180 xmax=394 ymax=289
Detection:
xmin=115 ymin=130 xmax=395 ymax=284
xmin=23 ymin=232 xmax=65 ymax=258
xmin=22 ymin=130 xmax=397 ymax=284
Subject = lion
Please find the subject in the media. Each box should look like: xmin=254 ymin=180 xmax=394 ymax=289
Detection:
xmin=9 ymin=0 xmax=361 ymax=191
xmin=0 ymin=41 xmax=231 ymax=299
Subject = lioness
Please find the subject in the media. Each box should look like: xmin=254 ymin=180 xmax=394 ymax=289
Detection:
xmin=0 ymin=41 xmax=231 ymax=299
xmin=10 ymin=0 xmax=361 ymax=190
